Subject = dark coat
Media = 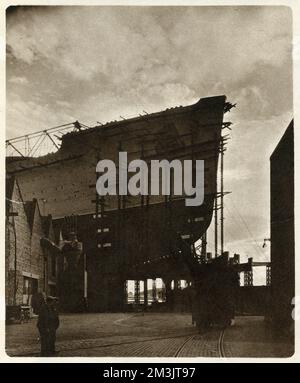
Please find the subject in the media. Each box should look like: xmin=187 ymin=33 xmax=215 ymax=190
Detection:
xmin=37 ymin=303 xmax=59 ymax=334
xmin=49 ymin=304 xmax=60 ymax=330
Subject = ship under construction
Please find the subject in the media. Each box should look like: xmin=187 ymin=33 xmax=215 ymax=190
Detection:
xmin=7 ymin=95 xmax=243 ymax=314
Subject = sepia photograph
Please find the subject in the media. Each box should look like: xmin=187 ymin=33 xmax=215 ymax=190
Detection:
xmin=3 ymin=3 xmax=296 ymax=360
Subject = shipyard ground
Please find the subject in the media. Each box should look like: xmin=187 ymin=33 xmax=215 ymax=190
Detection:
xmin=6 ymin=313 xmax=293 ymax=358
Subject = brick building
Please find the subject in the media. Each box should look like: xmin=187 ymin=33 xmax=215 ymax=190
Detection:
xmin=5 ymin=175 xmax=59 ymax=309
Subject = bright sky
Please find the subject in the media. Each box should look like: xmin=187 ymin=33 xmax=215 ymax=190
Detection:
xmin=6 ymin=6 xmax=293 ymax=284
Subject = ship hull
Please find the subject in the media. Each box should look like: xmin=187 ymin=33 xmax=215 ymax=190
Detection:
xmin=7 ymin=95 xmax=226 ymax=311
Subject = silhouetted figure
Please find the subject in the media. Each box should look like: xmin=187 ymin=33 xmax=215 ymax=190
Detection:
xmin=36 ymin=294 xmax=48 ymax=356
xmin=46 ymin=296 xmax=60 ymax=355
xmin=37 ymin=296 xmax=59 ymax=356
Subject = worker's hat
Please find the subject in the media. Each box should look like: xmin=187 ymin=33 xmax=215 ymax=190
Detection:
xmin=46 ymin=296 xmax=58 ymax=302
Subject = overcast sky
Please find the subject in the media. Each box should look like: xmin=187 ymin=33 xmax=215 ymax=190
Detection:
xmin=6 ymin=6 xmax=293 ymax=284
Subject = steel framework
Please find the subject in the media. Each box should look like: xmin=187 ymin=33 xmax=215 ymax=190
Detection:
xmin=6 ymin=121 xmax=91 ymax=158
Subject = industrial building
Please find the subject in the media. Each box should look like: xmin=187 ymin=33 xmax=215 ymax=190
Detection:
xmin=270 ymin=120 xmax=294 ymax=336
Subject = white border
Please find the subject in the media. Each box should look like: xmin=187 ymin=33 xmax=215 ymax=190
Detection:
xmin=0 ymin=0 xmax=299 ymax=363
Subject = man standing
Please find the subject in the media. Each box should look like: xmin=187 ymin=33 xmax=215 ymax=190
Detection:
xmin=36 ymin=295 xmax=59 ymax=356
xmin=46 ymin=296 xmax=60 ymax=356
xmin=36 ymin=293 xmax=49 ymax=356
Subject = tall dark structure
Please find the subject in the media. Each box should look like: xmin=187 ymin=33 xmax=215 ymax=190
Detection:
xmin=7 ymin=95 xmax=232 ymax=312
xmin=270 ymin=120 xmax=294 ymax=338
